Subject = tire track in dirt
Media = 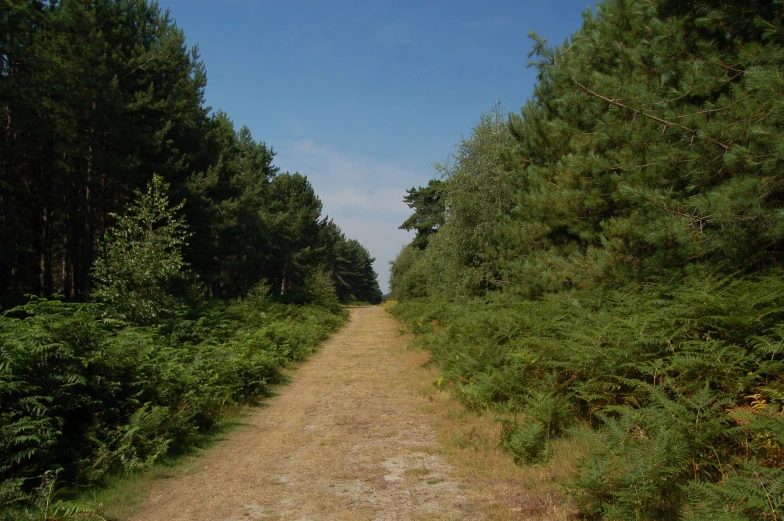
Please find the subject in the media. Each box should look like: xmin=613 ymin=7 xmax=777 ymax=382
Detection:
xmin=130 ymin=307 xmax=475 ymax=521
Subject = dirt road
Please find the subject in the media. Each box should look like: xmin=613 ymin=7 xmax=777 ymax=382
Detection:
xmin=131 ymin=307 xmax=474 ymax=521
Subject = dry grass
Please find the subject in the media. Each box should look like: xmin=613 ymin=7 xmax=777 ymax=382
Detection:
xmin=401 ymin=348 xmax=591 ymax=521
xmin=80 ymin=406 xmax=257 ymax=520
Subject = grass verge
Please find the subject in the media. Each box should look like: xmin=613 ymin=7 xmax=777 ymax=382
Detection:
xmin=402 ymin=336 xmax=592 ymax=520
xmin=76 ymin=405 xmax=257 ymax=520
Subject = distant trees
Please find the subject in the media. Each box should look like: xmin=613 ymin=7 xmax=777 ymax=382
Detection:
xmin=390 ymin=106 xmax=515 ymax=300
xmin=264 ymin=172 xmax=325 ymax=297
xmin=0 ymin=0 xmax=381 ymax=305
xmin=333 ymin=238 xmax=382 ymax=303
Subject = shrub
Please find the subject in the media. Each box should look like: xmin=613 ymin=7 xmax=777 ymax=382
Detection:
xmin=0 ymin=292 xmax=345 ymax=511
xmin=390 ymin=270 xmax=784 ymax=518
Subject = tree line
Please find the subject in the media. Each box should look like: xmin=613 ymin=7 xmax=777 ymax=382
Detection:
xmin=0 ymin=0 xmax=382 ymax=305
xmin=391 ymin=0 xmax=784 ymax=519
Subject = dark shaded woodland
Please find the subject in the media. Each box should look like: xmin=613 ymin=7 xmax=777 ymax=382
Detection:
xmin=0 ymin=0 xmax=381 ymax=304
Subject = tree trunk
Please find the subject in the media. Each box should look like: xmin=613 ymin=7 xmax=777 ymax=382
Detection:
xmin=38 ymin=205 xmax=51 ymax=297
xmin=80 ymin=109 xmax=96 ymax=295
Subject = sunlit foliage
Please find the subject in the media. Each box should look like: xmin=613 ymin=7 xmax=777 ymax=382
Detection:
xmin=391 ymin=0 xmax=784 ymax=518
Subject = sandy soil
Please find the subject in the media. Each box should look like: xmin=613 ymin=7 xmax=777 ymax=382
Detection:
xmin=130 ymin=307 xmax=475 ymax=521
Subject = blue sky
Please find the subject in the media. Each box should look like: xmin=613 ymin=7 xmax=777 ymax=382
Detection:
xmin=157 ymin=0 xmax=598 ymax=292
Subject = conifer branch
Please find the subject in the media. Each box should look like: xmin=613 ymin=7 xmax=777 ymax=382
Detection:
xmin=662 ymin=206 xmax=711 ymax=232
xmin=683 ymin=51 xmax=746 ymax=75
xmin=121 ymin=50 xmax=174 ymax=79
xmin=571 ymin=80 xmax=731 ymax=151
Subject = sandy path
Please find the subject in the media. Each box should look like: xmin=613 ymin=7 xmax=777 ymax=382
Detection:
xmin=130 ymin=307 xmax=473 ymax=521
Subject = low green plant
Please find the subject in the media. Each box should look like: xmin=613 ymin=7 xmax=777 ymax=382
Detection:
xmin=0 ymin=288 xmax=345 ymax=516
xmin=503 ymin=421 xmax=548 ymax=463
xmin=391 ymin=270 xmax=784 ymax=519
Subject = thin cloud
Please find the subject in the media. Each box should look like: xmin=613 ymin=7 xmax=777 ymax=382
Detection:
xmin=285 ymin=139 xmax=412 ymax=186
xmin=275 ymin=140 xmax=421 ymax=292
xmin=320 ymin=186 xmax=410 ymax=217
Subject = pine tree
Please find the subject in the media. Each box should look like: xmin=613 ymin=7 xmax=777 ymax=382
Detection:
xmin=391 ymin=1 xmax=784 ymax=518
xmin=264 ymin=172 xmax=324 ymax=297
xmin=0 ymin=0 xmax=210 ymax=299
xmin=184 ymin=114 xmax=277 ymax=296
xmin=399 ymin=179 xmax=446 ymax=250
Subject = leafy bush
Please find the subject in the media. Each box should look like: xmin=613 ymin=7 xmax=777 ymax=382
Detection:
xmin=92 ymin=175 xmax=193 ymax=325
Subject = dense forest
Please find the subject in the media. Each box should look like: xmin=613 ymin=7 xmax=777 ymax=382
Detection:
xmin=0 ymin=0 xmax=382 ymax=304
xmin=391 ymin=0 xmax=784 ymax=519
xmin=0 ymin=0 xmax=380 ymax=517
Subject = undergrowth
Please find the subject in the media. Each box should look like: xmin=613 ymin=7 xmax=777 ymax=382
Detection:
xmin=391 ymin=270 xmax=784 ymax=520
xmin=0 ymin=288 xmax=346 ymax=519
